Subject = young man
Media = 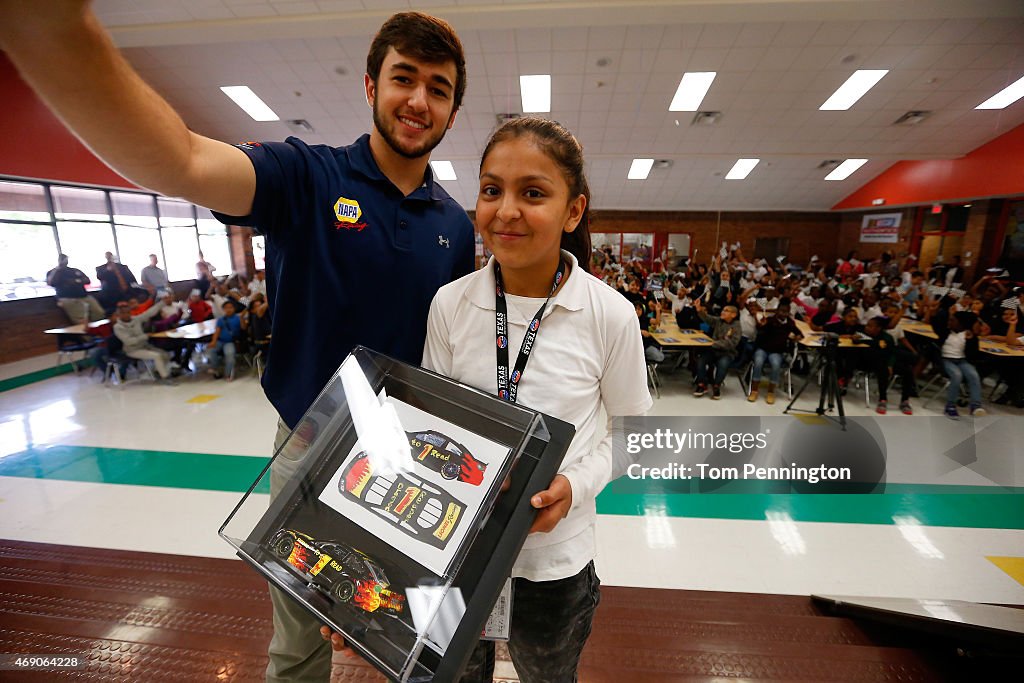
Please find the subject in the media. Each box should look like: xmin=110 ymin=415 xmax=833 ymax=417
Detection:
xmin=208 ymin=299 xmax=243 ymax=381
xmin=0 ymin=7 xmax=473 ymax=681
xmin=693 ymin=299 xmax=741 ymax=399
xmin=112 ymin=301 xmax=175 ymax=384
xmin=748 ymin=300 xmax=803 ymax=404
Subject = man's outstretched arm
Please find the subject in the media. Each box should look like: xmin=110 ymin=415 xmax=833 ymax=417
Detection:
xmin=0 ymin=0 xmax=255 ymax=216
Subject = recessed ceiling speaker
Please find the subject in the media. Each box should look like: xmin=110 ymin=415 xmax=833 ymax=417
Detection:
xmin=894 ymin=110 xmax=931 ymax=125
xmin=691 ymin=111 xmax=722 ymax=126
xmin=286 ymin=119 xmax=315 ymax=134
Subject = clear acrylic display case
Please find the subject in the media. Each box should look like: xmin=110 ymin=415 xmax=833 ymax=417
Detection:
xmin=220 ymin=347 xmax=574 ymax=682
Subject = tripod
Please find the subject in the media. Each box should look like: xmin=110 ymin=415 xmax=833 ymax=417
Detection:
xmin=784 ymin=338 xmax=846 ymax=429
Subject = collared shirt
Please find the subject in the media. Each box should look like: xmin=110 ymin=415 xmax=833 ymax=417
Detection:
xmin=141 ymin=265 xmax=169 ymax=290
xmin=423 ymin=251 xmax=652 ymax=581
xmin=47 ymin=267 xmax=90 ymax=298
xmin=213 ymin=134 xmax=474 ymax=428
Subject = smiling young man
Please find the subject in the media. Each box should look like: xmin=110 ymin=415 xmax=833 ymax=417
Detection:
xmin=1 ymin=5 xmax=473 ymax=681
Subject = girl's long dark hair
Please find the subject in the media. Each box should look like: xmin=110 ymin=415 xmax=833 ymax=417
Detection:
xmin=480 ymin=117 xmax=592 ymax=268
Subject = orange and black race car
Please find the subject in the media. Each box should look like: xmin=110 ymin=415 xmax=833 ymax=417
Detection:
xmin=268 ymin=529 xmax=405 ymax=616
xmin=406 ymin=429 xmax=487 ymax=485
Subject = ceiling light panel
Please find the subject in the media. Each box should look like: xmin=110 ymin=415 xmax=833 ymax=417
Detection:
xmin=725 ymin=158 xmax=760 ymax=180
xmin=669 ymin=72 xmax=717 ymax=112
xmin=430 ymin=161 xmax=457 ymax=181
xmin=819 ymin=70 xmax=889 ymax=111
xmin=975 ymin=74 xmax=1024 ymax=110
xmin=628 ymin=158 xmax=655 ymax=180
xmin=824 ymin=159 xmax=868 ymax=181
xmin=520 ymin=75 xmax=551 ymax=113
xmin=219 ymin=86 xmax=279 ymax=122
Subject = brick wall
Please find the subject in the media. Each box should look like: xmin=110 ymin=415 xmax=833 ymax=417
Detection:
xmin=588 ymin=210 xmax=841 ymax=265
xmin=835 ymin=208 xmax=915 ymax=264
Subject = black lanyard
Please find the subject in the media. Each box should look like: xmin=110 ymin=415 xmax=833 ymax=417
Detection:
xmin=494 ymin=259 xmax=567 ymax=403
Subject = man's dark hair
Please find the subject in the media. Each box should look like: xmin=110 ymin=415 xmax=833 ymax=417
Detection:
xmin=366 ymin=12 xmax=467 ymax=112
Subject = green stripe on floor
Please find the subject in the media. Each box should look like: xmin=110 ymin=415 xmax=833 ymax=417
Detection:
xmin=0 ymin=364 xmax=76 ymax=393
xmin=0 ymin=445 xmax=270 ymax=494
xmin=1 ymin=444 xmax=1021 ymax=529
xmin=596 ymin=491 xmax=1024 ymax=530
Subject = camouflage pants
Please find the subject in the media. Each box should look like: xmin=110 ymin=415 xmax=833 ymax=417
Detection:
xmin=459 ymin=561 xmax=601 ymax=683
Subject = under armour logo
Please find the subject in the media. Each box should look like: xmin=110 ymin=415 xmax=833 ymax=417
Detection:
xmin=438 ymin=235 xmax=450 ymax=248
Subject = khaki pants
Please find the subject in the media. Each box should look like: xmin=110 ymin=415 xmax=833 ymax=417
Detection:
xmin=125 ymin=346 xmax=171 ymax=378
xmin=57 ymin=295 xmax=104 ymax=324
xmin=266 ymin=419 xmax=333 ymax=683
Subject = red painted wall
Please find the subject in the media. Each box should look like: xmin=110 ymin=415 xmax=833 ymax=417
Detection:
xmin=0 ymin=52 xmax=136 ymax=188
xmin=834 ymin=123 xmax=1024 ymax=210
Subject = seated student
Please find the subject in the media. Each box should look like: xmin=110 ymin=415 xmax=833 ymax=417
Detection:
xmin=983 ymin=306 xmax=1024 ymax=407
xmin=851 ymin=316 xmax=902 ymax=414
xmin=692 ymin=299 xmax=741 ymax=400
xmin=207 ymin=299 xmax=245 ymax=380
xmin=151 ymin=289 xmax=186 ymax=332
xmin=186 ymin=291 xmax=212 ymax=323
xmin=881 ymin=301 xmax=920 ymax=414
xmin=734 ymin=297 xmax=760 ymax=367
xmin=935 ymin=311 xmax=986 ymax=419
xmin=635 ymin=301 xmax=665 ymax=363
xmin=824 ymin=307 xmax=865 ymax=389
xmin=126 ymin=295 xmax=154 ymax=317
xmin=674 ymin=294 xmax=703 ymax=330
xmin=112 ymin=301 xmax=176 ymax=384
xmin=809 ymin=298 xmax=839 ymax=331
xmin=859 ymin=290 xmax=884 ymax=324
xmin=247 ymin=293 xmax=272 ymax=347
xmin=748 ymin=299 xmax=803 ymax=404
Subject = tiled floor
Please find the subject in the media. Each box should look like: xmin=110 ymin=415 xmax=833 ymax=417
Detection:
xmin=1 ymin=355 xmax=1021 ymax=607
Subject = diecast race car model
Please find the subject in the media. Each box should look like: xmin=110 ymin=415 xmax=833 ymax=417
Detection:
xmin=342 ymin=453 xmax=465 ymax=550
xmin=407 ymin=430 xmax=487 ymax=485
xmin=269 ymin=529 xmax=405 ymax=616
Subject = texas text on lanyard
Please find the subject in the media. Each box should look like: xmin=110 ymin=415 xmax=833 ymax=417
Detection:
xmin=494 ymin=259 xmax=567 ymax=404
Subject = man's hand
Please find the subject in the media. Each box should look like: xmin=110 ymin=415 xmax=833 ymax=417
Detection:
xmin=529 ymin=474 xmax=572 ymax=534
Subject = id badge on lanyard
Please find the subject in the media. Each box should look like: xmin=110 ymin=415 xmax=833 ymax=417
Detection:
xmin=494 ymin=259 xmax=566 ymax=404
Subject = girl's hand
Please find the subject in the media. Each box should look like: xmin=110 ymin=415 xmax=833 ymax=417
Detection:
xmin=319 ymin=626 xmax=357 ymax=658
xmin=529 ymin=475 xmax=572 ymax=533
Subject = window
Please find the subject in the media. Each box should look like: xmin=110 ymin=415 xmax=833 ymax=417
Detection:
xmin=52 ymin=185 xmax=115 ymax=281
xmin=111 ymin=191 xmax=161 ymax=276
xmin=161 ymin=226 xmax=200 ymax=282
xmin=197 ymin=207 xmax=232 ymax=277
xmin=0 ymin=224 xmax=57 ymax=301
xmin=0 ymin=180 xmax=55 ymax=300
xmin=51 ymin=185 xmax=109 ymax=222
xmin=56 ymin=221 xmax=117 ymax=281
xmin=0 ymin=180 xmax=50 ymax=222
xmin=159 ymin=198 xmax=198 ymax=281
xmin=621 ymin=233 xmax=654 ymax=265
xmin=0 ymin=178 xmax=231 ymax=300
xmin=252 ymin=234 xmax=266 ymax=271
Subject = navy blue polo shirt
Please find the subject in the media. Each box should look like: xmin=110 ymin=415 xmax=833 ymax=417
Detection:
xmin=213 ymin=134 xmax=475 ymax=428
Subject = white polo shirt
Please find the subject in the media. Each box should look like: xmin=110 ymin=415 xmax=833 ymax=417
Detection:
xmin=423 ymin=251 xmax=653 ymax=581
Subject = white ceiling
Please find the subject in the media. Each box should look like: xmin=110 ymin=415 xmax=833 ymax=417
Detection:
xmin=92 ymin=0 xmax=1024 ymax=211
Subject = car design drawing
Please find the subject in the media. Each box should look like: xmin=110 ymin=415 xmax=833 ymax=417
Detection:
xmin=407 ymin=430 xmax=487 ymax=485
xmin=268 ymin=529 xmax=405 ymax=616
xmin=342 ymin=453 xmax=465 ymax=549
